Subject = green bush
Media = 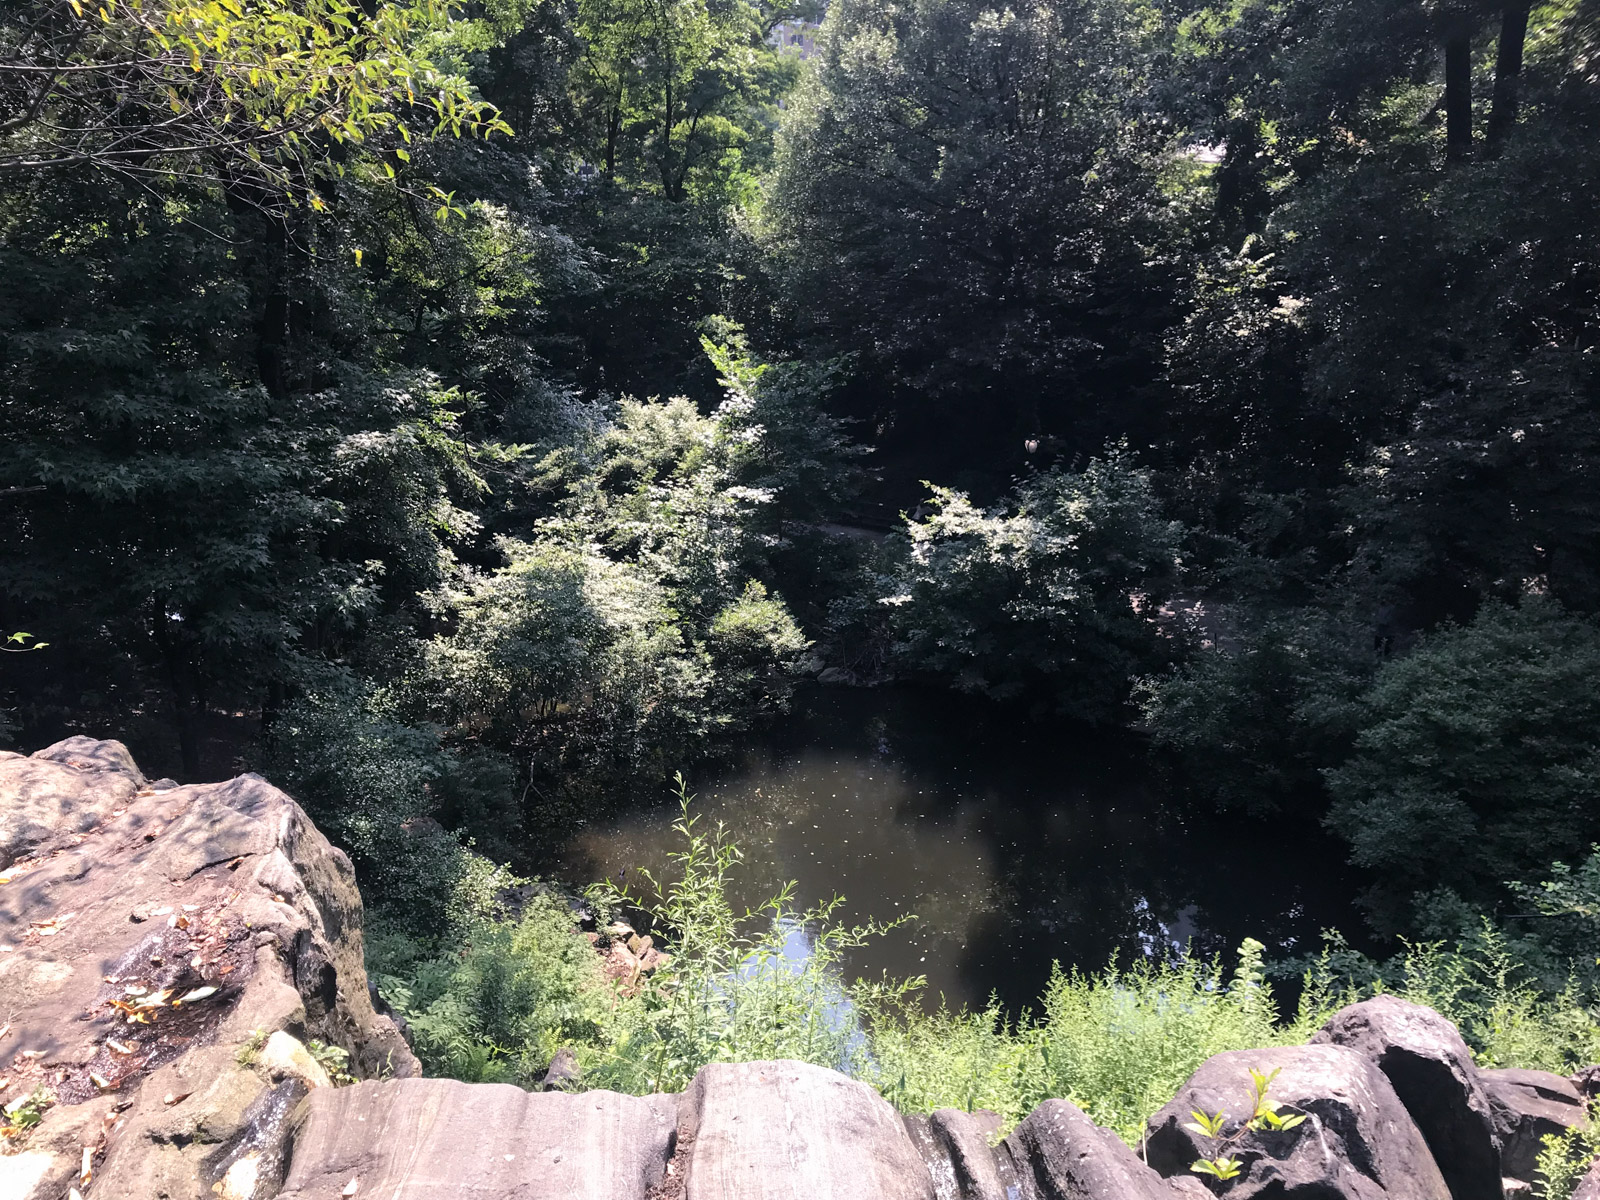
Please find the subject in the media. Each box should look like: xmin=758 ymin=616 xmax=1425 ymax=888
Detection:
xmin=262 ymin=684 xmax=520 ymax=926
xmin=884 ymin=447 xmax=1186 ymax=722
xmin=1326 ymin=598 xmax=1600 ymax=932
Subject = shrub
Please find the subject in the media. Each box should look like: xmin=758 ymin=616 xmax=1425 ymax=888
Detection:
xmin=262 ymin=684 xmax=520 ymax=926
xmin=1326 ymin=598 xmax=1600 ymax=931
xmin=884 ymin=447 xmax=1186 ymax=722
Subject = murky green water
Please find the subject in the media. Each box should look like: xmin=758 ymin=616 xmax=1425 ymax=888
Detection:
xmin=557 ymin=685 xmax=1368 ymax=1011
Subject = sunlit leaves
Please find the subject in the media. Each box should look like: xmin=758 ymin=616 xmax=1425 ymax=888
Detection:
xmin=0 ymin=0 xmax=511 ymax=205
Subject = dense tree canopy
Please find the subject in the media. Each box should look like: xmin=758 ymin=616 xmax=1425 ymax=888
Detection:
xmin=5 ymin=0 xmax=1600 ymax=955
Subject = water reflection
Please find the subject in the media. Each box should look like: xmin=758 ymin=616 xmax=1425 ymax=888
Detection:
xmin=557 ymin=686 xmax=1368 ymax=1012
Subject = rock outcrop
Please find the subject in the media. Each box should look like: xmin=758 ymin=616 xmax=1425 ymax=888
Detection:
xmin=1143 ymin=1043 xmax=1451 ymax=1200
xmin=1481 ymin=1067 xmax=1589 ymax=1183
xmin=277 ymin=1079 xmax=678 ymax=1200
xmin=1312 ymin=995 xmax=1502 ymax=1200
xmin=1 ymin=737 xmax=1591 ymax=1200
xmin=0 ymin=738 xmax=414 ymax=1200
xmin=673 ymin=1059 xmax=933 ymax=1200
xmin=1007 ymin=1099 xmax=1205 ymax=1200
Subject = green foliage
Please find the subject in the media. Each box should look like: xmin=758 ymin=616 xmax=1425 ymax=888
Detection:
xmin=865 ymin=937 xmax=1326 ymax=1142
xmin=262 ymin=684 xmax=521 ymax=922
xmin=370 ymin=889 xmax=614 ymax=1082
xmin=569 ymin=0 xmax=802 ymax=200
xmin=1139 ymin=603 xmax=1375 ymax=815
xmin=764 ymin=0 xmax=1178 ymax=451
xmin=884 ymin=448 xmax=1185 ymax=721
xmin=1186 ymin=1066 xmax=1307 ymax=1181
xmin=0 ymin=1089 xmax=52 ymax=1140
xmin=1392 ymin=927 xmax=1600 ymax=1074
xmin=1536 ymin=1111 xmax=1600 ymax=1200
xmin=373 ymin=781 xmax=913 ymax=1088
xmin=305 ymin=1040 xmax=358 ymax=1086
xmin=1 ymin=0 xmax=506 ymax=202
xmin=1326 ymin=599 xmax=1600 ymax=931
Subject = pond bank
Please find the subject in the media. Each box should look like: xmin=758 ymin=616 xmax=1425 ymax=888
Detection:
xmin=555 ymin=684 xmax=1373 ymax=1011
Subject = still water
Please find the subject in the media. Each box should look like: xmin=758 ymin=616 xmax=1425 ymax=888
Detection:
xmin=556 ymin=685 xmax=1368 ymax=1012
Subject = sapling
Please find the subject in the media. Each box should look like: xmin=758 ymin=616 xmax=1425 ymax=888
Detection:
xmin=1186 ymin=1066 xmax=1307 ymax=1181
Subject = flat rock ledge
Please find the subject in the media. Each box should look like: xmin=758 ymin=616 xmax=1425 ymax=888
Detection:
xmin=1 ymin=739 xmax=1595 ymax=1200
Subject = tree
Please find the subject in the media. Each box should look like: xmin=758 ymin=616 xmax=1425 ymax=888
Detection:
xmin=884 ymin=448 xmax=1185 ymax=722
xmin=0 ymin=0 xmax=505 ymax=202
xmin=1326 ymin=600 xmax=1600 ymax=932
xmin=569 ymin=0 xmax=803 ymax=200
xmin=764 ymin=0 xmax=1179 ymax=463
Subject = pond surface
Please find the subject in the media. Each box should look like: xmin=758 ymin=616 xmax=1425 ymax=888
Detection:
xmin=556 ymin=685 xmax=1371 ymax=1012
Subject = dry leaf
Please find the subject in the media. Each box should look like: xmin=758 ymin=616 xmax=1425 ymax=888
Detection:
xmin=0 ymin=1023 xmax=10 ymax=1041
xmin=81 ymin=1145 xmax=92 ymax=1183
xmin=175 ymin=986 xmax=217 ymax=1006
xmin=89 ymin=1073 xmax=111 ymax=1090
xmin=107 ymin=1040 xmax=133 ymax=1055
xmin=162 ymin=1091 xmax=190 ymax=1106
xmin=341 ymin=1179 xmax=359 ymax=1196
xmin=20 ymin=1050 xmax=44 ymax=1060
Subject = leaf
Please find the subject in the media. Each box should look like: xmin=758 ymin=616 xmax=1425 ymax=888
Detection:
xmin=175 ymin=986 xmax=217 ymax=1005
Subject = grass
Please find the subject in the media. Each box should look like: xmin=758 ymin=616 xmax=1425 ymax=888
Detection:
xmin=368 ymin=790 xmax=1600 ymax=1171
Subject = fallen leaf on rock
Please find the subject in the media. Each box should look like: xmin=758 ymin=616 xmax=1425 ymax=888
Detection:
xmin=106 ymin=1040 xmax=133 ymax=1055
xmin=20 ymin=1050 xmax=44 ymax=1059
xmin=81 ymin=1145 xmax=92 ymax=1183
xmin=89 ymin=1073 xmax=111 ymax=1090
xmin=162 ymin=1092 xmax=190 ymax=1106
xmin=341 ymin=1179 xmax=359 ymax=1196
xmin=175 ymin=986 xmax=217 ymax=1006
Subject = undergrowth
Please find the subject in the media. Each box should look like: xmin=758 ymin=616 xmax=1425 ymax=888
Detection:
xmin=369 ymin=789 xmax=1600 ymax=1153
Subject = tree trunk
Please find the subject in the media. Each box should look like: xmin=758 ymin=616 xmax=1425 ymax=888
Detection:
xmin=604 ymin=105 xmax=621 ymax=179
xmin=1487 ymin=3 xmax=1529 ymax=149
xmin=153 ymin=610 xmax=203 ymax=779
xmin=1444 ymin=12 xmax=1474 ymax=161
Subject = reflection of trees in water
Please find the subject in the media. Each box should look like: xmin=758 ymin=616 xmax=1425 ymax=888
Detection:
xmin=562 ymin=685 xmax=1369 ymax=1014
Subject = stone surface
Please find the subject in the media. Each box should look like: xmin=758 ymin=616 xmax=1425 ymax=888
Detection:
xmin=260 ymin=1030 xmax=334 ymax=1090
xmin=0 ymin=739 xmax=415 ymax=1200
xmin=1145 ymin=1043 xmax=1451 ymax=1200
xmin=1482 ymin=1067 xmax=1588 ymax=1182
xmin=677 ymin=1059 xmax=935 ymax=1200
xmin=903 ymin=1108 xmax=1015 ymax=1200
xmin=277 ymin=1078 xmax=678 ymax=1199
xmin=1313 ymin=995 xmax=1501 ymax=1200
xmin=1006 ymin=1098 xmax=1204 ymax=1200
xmin=0 ymin=735 xmax=143 ymax=868
xmin=1574 ymin=1157 xmax=1600 ymax=1200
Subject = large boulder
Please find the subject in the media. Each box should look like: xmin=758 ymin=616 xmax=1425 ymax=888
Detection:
xmin=1313 ymin=996 xmax=1501 ymax=1200
xmin=276 ymin=1078 xmax=679 ymax=1200
xmin=1006 ymin=1099 xmax=1207 ymax=1200
xmin=0 ymin=735 xmax=144 ymax=868
xmin=1574 ymin=1157 xmax=1600 ymax=1200
xmin=903 ymin=1108 xmax=1018 ymax=1200
xmin=1144 ymin=1043 xmax=1450 ymax=1199
xmin=1481 ymin=1067 xmax=1588 ymax=1183
xmin=676 ymin=1059 xmax=935 ymax=1200
xmin=0 ymin=740 xmax=415 ymax=1200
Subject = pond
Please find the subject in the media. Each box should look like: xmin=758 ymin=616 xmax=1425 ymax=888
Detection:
xmin=555 ymin=684 xmax=1371 ymax=1013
